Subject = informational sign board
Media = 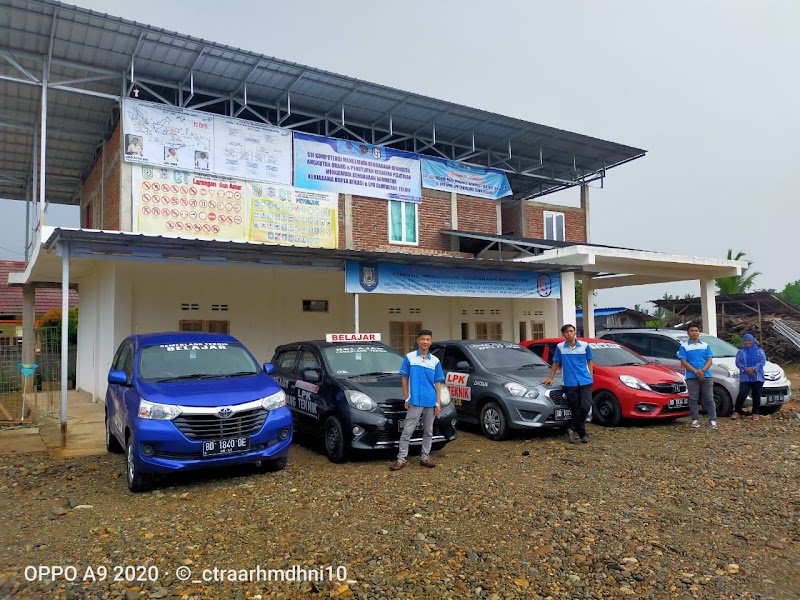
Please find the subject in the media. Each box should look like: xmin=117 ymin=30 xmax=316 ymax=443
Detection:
xmin=420 ymin=156 xmax=512 ymax=200
xmin=213 ymin=116 xmax=292 ymax=183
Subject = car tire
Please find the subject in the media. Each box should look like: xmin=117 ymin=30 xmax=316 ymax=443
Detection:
xmin=256 ymin=455 xmax=288 ymax=472
xmin=712 ymin=385 xmax=733 ymax=417
xmin=480 ymin=401 xmax=508 ymax=441
xmin=105 ymin=412 xmax=124 ymax=454
xmin=759 ymin=405 xmax=781 ymax=416
xmin=323 ymin=416 xmax=350 ymax=464
xmin=592 ymin=391 xmax=622 ymax=427
xmin=126 ymin=438 xmax=153 ymax=493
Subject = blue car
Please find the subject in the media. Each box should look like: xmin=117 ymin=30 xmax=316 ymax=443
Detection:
xmin=105 ymin=332 xmax=293 ymax=492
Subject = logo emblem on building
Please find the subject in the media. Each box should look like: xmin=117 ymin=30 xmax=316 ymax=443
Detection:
xmin=537 ymin=274 xmax=552 ymax=297
xmin=359 ymin=264 xmax=379 ymax=292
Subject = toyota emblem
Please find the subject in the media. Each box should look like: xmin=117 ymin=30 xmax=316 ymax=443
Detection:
xmin=217 ymin=407 xmax=234 ymax=419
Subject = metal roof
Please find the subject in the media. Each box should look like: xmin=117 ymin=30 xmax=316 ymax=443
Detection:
xmin=652 ymin=292 xmax=800 ymax=320
xmin=1 ymin=0 xmax=646 ymax=209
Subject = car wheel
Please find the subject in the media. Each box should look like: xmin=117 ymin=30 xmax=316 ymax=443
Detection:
xmin=256 ymin=455 xmax=288 ymax=472
xmin=480 ymin=401 xmax=508 ymax=441
xmin=592 ymin=391 xmax=622 ymax=427
xmin=126 ymin=438 xmax=153 ymax=493
xmin=323 ymin=416 xmax=349 ymax=463
xmin=712 ymin=385 xmax=733 ymax=417
xmin=105 ymin=412 xmax=123 ymax=454
xmin=759 ymin=405 xmax=781 ymax=416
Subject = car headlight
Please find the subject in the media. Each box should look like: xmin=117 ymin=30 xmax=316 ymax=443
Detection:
xmin=344 ymin=390 xmax=377 ymax=411
xmin=439 ymin=385 xmax=451 ymax=406
xmin=504 ymin=382 xmax=540 ymax=399
xmin=619 ymin=375 xmax=652 ymax=391
xmin=138 ymin=399 xmax=182 ymax=420
xmin=718 ymin=363 xmax=738 ymax=378
xmin=260 ymin=389 xmax=286 ymax=410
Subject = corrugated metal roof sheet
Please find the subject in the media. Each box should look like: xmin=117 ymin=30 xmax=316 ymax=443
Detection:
xmin=1 ymin=0 xmax=646 ymax=207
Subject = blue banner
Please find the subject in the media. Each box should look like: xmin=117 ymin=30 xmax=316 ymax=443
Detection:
xmin=293 ymin=133 xmax=421 ymax=203
xmin=420 ymin=156 xmax=512 ymax=200
xmin=345 ymin=261 xmax=560 ymax=299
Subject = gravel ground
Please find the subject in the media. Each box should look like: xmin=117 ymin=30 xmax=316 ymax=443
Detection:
xmin=1 ymin=402 xmax=799 ymax=600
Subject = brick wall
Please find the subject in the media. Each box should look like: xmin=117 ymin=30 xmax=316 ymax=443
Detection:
xmin=456 ymin=195 xmax=497 ymax=234
xmin=80 ymin=121 xmax=122 ymax=230
xmin=523 ymin=201 xmax=587 ymax=243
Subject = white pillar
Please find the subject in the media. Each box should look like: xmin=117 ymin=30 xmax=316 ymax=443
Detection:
xmin=39 ymin=58 xmax=48 ymax=229
xmin=582 ymin=279 xmax=595 ymax=338
xmin=557 ymin=272 xmax=577 ymax=329
xmin=60 ymin=244 xmax=69 ymax=447
xmin=700 ymin=278 xmax=717 ymax=337
xmin=354 ymin=293 xmax=360 ymax=333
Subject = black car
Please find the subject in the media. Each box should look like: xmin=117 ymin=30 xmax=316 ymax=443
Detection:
xmin=430 ymin=340 xmax=567 ymax=440
xmin=271 ymin=340 xmax=458 ymax=462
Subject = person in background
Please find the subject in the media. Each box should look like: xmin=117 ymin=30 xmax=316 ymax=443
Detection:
xmin=731 ymin=333 xmax=766 ymax=421
xmin=390 ymin=329 xmax=444 ymax=470
xmin=541 ymin=324 xmax=594 ymax=444
xmin=679 ymin=324 xmax=716 ymax=429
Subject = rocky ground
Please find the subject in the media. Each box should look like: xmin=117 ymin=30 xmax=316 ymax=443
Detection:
xmin=1 ymin=398 xmax=799 ymax=600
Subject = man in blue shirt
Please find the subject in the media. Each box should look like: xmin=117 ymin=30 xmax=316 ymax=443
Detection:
xmin=678 ymin=324 xmax=716 ymax=429
xmin=390 ymin=329 xmax=445 ymax=470
xmin=542 ymin=324 xmax=594 ymax=444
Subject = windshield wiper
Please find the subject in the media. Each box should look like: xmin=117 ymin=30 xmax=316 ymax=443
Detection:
xmin=219 ymin=371 xmax=258 ymax=378
xmin=156 ymin=373 xmax=220 ymax=383
xmin=614 ymin=362 xmax=643 ymax=366
xmin=349 ymin=371 xmax=397 ymax=377
xmin=518 ymin=364 xmax=546 ymax=370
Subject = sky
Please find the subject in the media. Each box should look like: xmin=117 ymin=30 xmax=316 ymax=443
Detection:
xmin=2 ymin=0 xmax=798 ymax=310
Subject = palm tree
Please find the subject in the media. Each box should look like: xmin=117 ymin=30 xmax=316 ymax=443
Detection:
xmin=716 ymin=250 xmax=761 ymax=295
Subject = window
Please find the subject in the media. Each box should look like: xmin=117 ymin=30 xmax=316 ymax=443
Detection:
xmin=543 ymin=211 xmax=565 ymax=242
xmin=276 ymin=350 xmax=300 ymax=371
xmin=389 ymin=321 xmax=423 ymax=354
xmin=441 ymin=347 xmax=471 ymax=371
xmin=527 ymin=344 xmax=546 ymax=360
xmin=652 ymin=336 xmax=680 ymax=359
xmin=530 ymin=321 xmax=545 ymax=339
xmin=179 ymin=320 xmax=230 ymax=334
xmin=389 ymin=201 xmax=418 ymax=245
xmin=475 ymin=322 xmax=503 ymax=340
xmin=303 ymin=300 xmax=329 ymax=313
xmin=297 ymin=350 xmax=321 ymax=373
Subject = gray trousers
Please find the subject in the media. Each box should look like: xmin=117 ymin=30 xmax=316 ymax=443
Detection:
xmin=397 ymin=404 xmax=436 ymax=461
xmin=687 ymin=377 xmax=716 ymax=421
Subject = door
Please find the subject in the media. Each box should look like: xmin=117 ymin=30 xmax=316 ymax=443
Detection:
xmin=439 ymin=345 xmax=479 ymax=420
xmin=108 ymin=341 xmax=134 ymax=441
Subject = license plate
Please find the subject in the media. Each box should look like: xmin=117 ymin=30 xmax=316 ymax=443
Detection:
xmin=398 ymin=418 xmax=423 ymax=432
xmin=555 ymin=408 xmax=572 ymax=420
xmin=765 ymin=395 xmax=783 ymax=405
xmin=202 ymin=437 xmax=250 ymax=457
xmin=669 ymin=398 xmax=689 ymax=408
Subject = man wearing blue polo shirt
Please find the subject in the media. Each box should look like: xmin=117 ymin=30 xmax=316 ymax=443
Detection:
xmin=542 ymin=324 xmax=594 ymax=444
xmin=678 ymin=324 xmax=716 ymax=429
xmin=390 ymin=329 xmax=445 ymax=471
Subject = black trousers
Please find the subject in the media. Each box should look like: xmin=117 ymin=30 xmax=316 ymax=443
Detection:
xmin=565 ymin=384 xmax=593 ymax=437
xmin=735 ymin=381 xmax=763 ymax=415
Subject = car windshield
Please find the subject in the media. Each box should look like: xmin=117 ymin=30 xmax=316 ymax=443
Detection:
xmin=322 ymin=345 xmax=403 ymax=377
xmin=466 ymin=342 xmax=548 ymax=370
xmin=676 ymin=334 xmax=738 ymax=358
xmin=587 ymin=342 xmax=648 ymax=367
xmin=139 ymin=342 xmax=260 ymax=380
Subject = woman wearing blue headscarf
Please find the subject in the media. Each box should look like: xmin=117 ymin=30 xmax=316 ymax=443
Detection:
xmin=731 ymin=333 xmax=766 ymax=420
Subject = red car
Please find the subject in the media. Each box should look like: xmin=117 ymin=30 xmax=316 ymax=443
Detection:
xmin=521 ymin=338 xmax=690 ymax=426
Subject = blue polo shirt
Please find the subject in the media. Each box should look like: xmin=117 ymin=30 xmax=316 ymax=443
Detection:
xmin=552 ymin=340 xmax=594 ymax=387
xmin=678 ymin=340 xmax=713 ymax=379
xmin=399 ymin=350 xmax=445 ymax=407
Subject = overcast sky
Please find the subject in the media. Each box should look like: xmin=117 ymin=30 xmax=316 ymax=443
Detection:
xmin=2 ymin=0 xmax=798 ymax=309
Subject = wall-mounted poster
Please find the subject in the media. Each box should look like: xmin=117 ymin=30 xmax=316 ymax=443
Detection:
xmin=213 ymin=117 xmax=292 ymax=184
xmin=248 ymin=184 xmax=338 ymax=249
xmin=132 ymin=165 xmax=247 ymax=241
xmin=293 ymin=132 xmax=421 ymax=203
xmin=420 ymin=156 xmax=513 ymax=200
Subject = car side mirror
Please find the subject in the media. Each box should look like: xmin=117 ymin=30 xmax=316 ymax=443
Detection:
xmin=303 ymin=369 xmax=322 ymax=383
xmin=108 ymin=370 xmax=128 ymax=385
xmin=263 ymin=363 xmax=276 ymax=375
xmin=456 ymin=360 xmax=473 ymax=371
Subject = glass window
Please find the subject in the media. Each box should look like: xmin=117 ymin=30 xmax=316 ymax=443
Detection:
xmin=543 ymin=211 xmax=565 ymax=242
xmin=466 ymin=342 xmax=548 ymax=370
xmin=389 ymin=201 xmax=418 ymax=245
xmin=616 ymin=334 xmax=651 ymax=356
xmin=389 ymin=321 xmax=422 ymax=354
xmin=277 ymin=349 xmax=300 ymax=371
xmin=530 ymin=321 xmax=545 ymax=339
xmin=139 ymin=342 xmax=259 ymax=380
xmin=297 ymin=350 xmax=321 ymax=373
xmin=475 ymin=322 xmax=503 ymax=340
xmin=652 ymin=336 xmax=680 ymax=358
xmin=441 ymin=347 xmax=471 ymax=371
xmin=322 ymin=345 xmax=404 ymax=377
xmin=587 ymin=342 xmax=648 ymax=367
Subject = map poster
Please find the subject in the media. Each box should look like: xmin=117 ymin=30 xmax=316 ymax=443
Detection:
xmin=123 ymin=99 xmax=214 ymax=173
xmin=132 ymin=165 xmax=247 ymax=241
xmin=248 ymin=183 xmax=338 ymax=249
xmin=213 ymin=117 xmax=293 ymax=184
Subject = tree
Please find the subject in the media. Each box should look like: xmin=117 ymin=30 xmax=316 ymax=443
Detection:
xmin=37 ymin=307 xmax=79 ymax=349
xmin=574 ymin=280 xmax=597 ymax=309
xmin=716 ymin=249 xmax=761 ymax=295
xmin=780 ymin=279 xmax=800 ymax=308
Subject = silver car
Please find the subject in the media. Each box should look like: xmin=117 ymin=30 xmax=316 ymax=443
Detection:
xmin=597 ymin=329 xmax=792 ymax=417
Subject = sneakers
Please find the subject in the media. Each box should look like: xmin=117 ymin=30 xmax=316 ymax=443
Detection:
xmin=580 ymin=434 xmax=589 ymax=444
xmin=389 ymin=459 xmax=407 ymax=471
xmin=690 ymin=420 xmax=700 ymax=428
xmin=419 ymin=458 xmax=436 ymax=468
xmin=709 ymin=421 xmax=718 ymax=430
xmin=567 ymin=429 xmax=578 ymax=444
